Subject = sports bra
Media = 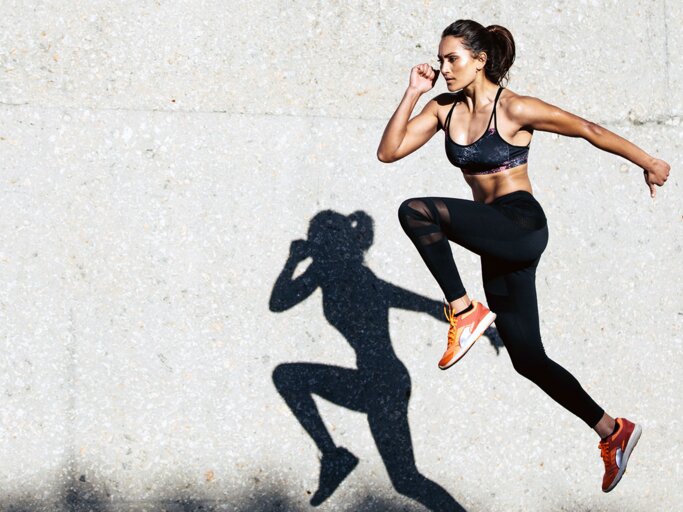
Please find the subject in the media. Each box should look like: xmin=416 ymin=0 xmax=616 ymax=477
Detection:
xmin=442 ymin=86 xmax=532 ymax=175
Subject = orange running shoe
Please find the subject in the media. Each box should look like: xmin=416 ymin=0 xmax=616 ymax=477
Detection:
xmin=438 ymin=299 xmax=496 ymax=370
xmin=598 ymin=417 xmax=642 ymax=492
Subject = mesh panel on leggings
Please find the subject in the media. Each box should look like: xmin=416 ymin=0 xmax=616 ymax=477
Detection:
xmin=403 ymin=199 xmax=444 ymax=245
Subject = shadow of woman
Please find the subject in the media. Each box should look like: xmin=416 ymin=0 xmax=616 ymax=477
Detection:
xmin=269 ymin=210 xmax=467 ymax=511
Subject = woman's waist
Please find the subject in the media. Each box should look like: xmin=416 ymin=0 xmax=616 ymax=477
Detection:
xmin=486 ymin=189 xmax=547 ymax=231
xmin=468 ymin=174 xmax=533 ymax=203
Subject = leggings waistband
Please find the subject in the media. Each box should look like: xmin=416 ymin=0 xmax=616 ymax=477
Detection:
xmin=489 ymin=190 xmax=537 ymax=205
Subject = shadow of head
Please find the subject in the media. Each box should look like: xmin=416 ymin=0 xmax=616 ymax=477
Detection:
xmin=305 ymin=209 xmax=373 ymax=264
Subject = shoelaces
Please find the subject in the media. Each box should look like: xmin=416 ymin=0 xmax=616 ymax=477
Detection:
xmin=598 ymin=440 xmax=616 ymax=475
xmin=443 ymin=300 xmax=461 ymax=350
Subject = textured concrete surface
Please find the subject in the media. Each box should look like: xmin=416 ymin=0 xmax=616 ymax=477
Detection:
xmin=1 ymin=1 xmax=681 ymax=511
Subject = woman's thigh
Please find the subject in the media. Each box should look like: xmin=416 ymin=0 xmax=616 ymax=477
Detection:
xmin=480 ymin=254 xmax=544 ymax=358
xmin=427 ymin=196 xmax=549 ymax=262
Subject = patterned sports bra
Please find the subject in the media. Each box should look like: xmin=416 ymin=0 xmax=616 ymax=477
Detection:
xmin=442 ymin=86 xmax=532 ymax=175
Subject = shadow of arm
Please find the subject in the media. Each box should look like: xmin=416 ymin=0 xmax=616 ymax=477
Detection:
xmin=381 ymin=281 xmax=447 ymax=323
xmin=269 ymin=256 xmax=318 ymax=312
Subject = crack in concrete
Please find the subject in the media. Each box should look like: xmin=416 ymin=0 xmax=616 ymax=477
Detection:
xmin=0 ymin=100 xmax=680 ymax=128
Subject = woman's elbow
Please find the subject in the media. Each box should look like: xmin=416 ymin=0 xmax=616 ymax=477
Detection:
xmin=377 ymin=151 xmax=391 ymax=163
xmin=377 ymin=148 xmax=397 ymax=163
xmin=582 ymin=121 xmax=605 ymax=140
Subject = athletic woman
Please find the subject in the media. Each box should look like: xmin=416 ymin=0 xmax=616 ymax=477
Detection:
xmin=377 ymin=19 xmax=670 ymax=493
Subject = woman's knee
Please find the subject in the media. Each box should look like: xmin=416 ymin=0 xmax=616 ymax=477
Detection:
xmin=510 ymin=351 xmax=549 ymax=380
xmin=398 ymin=198 xmax=421 ymax=221
xmin=398 ymin=198 xmax=437 ymax=231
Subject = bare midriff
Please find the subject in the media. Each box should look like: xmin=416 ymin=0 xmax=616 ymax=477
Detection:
xmin=465 ymin=162 xmax=533 ymax=204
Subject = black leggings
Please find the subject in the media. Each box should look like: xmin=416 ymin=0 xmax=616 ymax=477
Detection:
xmin=397 ymin=190 xmax=604 ymax=428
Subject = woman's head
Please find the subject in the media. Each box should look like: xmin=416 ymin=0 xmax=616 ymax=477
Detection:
xmin=438 ymin=20 xmax=515 ymax=89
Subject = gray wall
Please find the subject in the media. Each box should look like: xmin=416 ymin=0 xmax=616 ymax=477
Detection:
xmin=1 ymin=1 xmax=681 ymax=510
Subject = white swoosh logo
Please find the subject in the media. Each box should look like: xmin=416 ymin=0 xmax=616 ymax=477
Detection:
xmin=616 ymin=447 xmax=623 ymax=468
xmin=461 ymin=326 xmax=473 ymax=344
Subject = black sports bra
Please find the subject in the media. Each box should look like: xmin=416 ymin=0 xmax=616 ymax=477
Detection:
xmin=442 ymin=86 xmax=532 ymax=175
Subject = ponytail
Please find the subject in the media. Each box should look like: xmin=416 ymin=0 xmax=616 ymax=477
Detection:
xmin=441 ymin=20 xmax=516 ymax=86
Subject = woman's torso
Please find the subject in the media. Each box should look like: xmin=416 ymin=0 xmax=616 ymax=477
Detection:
xmin=439 ymin=86 xmax=534 ymax=204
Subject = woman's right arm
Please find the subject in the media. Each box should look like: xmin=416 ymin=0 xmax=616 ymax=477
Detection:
xmin=376 ymin=64 xmax=442 ymax=163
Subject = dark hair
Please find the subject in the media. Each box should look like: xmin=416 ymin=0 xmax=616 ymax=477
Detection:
xmin=441 ymin=19 xmax=516 ymax=86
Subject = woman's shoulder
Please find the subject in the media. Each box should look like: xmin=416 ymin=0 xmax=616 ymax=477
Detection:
xmin=498 ymin=89 xmax=566 ymax=132
xmin=500 ymin=87 xmax=534 ymax=107
xmin=499 ymin=88 xmax=550 ymax=119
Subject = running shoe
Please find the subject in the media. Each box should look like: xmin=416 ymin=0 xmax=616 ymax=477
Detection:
xmin=439 ymin=299 xmax=496 ymax=370
xmin=598 ymin=417 xmax=642 ymax=492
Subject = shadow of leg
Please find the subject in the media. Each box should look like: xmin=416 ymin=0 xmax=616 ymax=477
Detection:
xmin=272 ymin=363 xmax=338 ymax=454
xmin=309 ymin=447 xmax=360 ymax=507
xmin=367 ymin=375 xmax=466 ymax=512
xmin=272 ymin=362 xmax=366 ymax=506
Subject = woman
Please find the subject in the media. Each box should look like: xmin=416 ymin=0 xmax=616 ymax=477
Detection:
xmin=376 ymin=19 xmax=670 ymax=493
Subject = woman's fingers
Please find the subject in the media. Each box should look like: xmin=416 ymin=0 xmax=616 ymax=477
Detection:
xmin=410 ymin=63 xmax=437 ymax=92
xmin=644 ymin=170 xmax=656 ymax=198
xmin=418 ymin=63 xmax=433 ymax=78
xmin=643 ymin=159 xmax=671 ymax=198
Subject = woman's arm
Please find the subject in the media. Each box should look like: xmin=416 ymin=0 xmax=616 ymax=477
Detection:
xmin=377 ymin=64 xmax=441 ymax=163
xmin=509 ymin=96 xmax=671 ymax=197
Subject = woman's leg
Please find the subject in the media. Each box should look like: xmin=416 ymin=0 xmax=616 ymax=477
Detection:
xmin=480 ymin=254 xmax=605 ymax=428
xmin=398 ymin=194 xmax=549 ymax=369
xmin=397 ymin=196 xmax=548 ymax=304
xmin=397 ymin=194 xmax=605 ymax=426
xmin=481 ymin=253 xmax=641 ymax=493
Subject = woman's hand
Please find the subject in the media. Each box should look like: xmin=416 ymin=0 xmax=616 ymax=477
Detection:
xmin=409 ymin=63 xmax=439 ymax=94
xmin=642 ymin=157 xmax=671 ymax=198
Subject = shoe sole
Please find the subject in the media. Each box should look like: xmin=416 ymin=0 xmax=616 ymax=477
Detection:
xmin=439 ymin=311 xmax=497 ymax=370
xmin=604 ymin=423 xmax=642 ymax=493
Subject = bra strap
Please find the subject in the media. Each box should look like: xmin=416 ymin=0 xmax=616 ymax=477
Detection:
xmin=445 ymin=87 xmax=503 ymax=133
xmin=491 ymin=86 xmax=503 ymax=131
xmin=444 ymin=100 xmax=457 ymax=132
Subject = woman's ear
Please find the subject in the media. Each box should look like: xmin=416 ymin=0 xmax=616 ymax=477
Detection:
xmin=477 ymin=51 xmax=488 ymax=68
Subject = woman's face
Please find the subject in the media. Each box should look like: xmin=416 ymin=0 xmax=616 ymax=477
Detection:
xmin=437 ymin=36 xmax=486 ymax=90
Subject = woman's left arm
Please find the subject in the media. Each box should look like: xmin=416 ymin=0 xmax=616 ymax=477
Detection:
xmin=509 ymin=96 xmax=671 ymax=198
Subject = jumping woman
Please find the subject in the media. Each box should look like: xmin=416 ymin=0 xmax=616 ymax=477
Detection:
xmin=377 ymin=19 xmax=670 ymax=492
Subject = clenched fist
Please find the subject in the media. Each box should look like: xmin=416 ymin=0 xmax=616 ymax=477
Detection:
xmin=409 ymin=63 xmax=439 ymax=94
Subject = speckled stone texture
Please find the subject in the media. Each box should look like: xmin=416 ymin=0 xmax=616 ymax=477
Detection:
xmin=0 ymin=1 xmax=681 ymax=511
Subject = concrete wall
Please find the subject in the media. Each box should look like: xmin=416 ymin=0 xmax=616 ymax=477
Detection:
xmin=0 ymin=1 xmax=681 ymax=510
